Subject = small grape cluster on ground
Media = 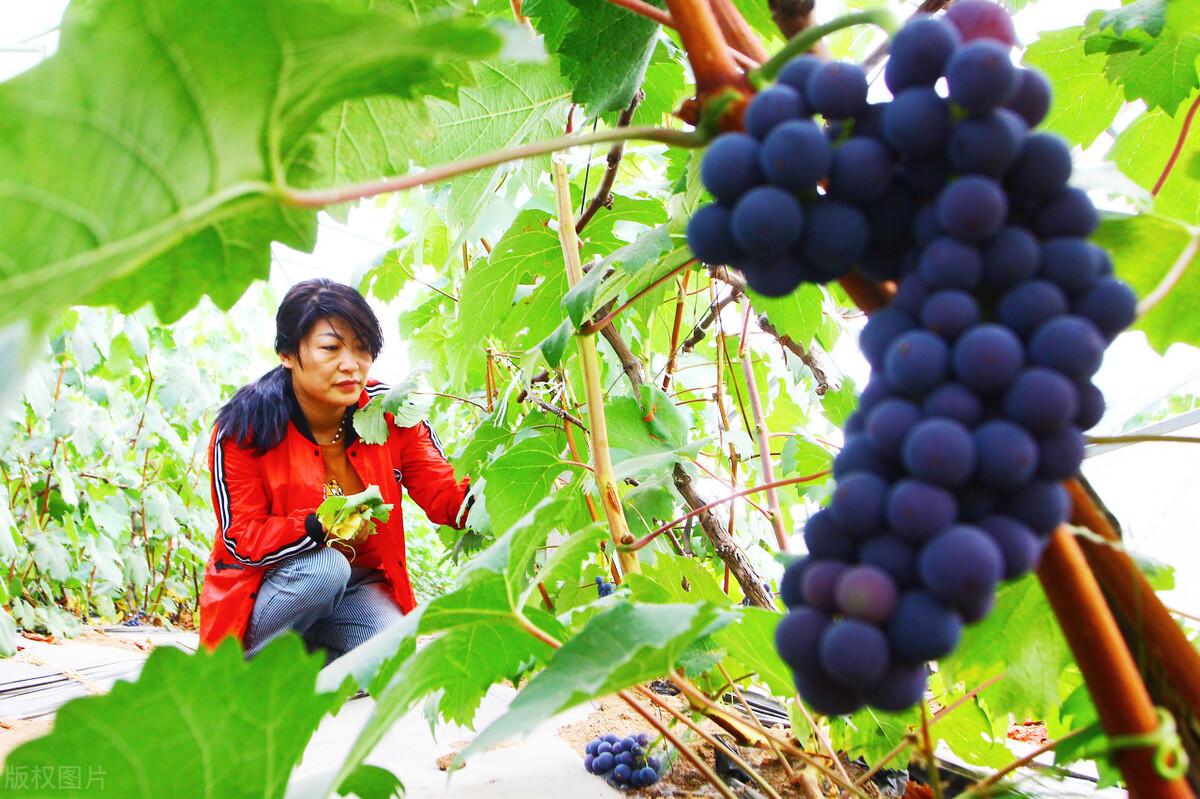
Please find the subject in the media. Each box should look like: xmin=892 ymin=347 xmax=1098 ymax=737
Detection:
xmin=584 ymin=732 xmax=662 ymax=789
xmin=687 ymin=0 xmax=1137 ymax=715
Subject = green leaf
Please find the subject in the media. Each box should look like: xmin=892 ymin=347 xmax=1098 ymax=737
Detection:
xmin=627 ymin=554 xmax=730 ymax=605
xmin=1103 ymin=31 xmax=1200 ymax=116
xmin=831 ymin=705 xmax=919 ymax=768
xmin=749 ymin=283 xmax=823 ymax=346
xmin=538 ymin=318 xmax=574 ymax=368
xmin=0 ymin=606 xmax=15 ymax=658
xmin=481 ymin=432 xmax=567 ymax=537
xmin=712 ymin=607 xmax=795 ymax=698
xmin=336 ymin=765 xmax=403 ymax=799
xmin=561 ymin=228 xmax=677 ymax=328
xmin=1111 ymin=98 xmax=1200 ymax=225
xmin=821 ymin=377 xmax=857 ymax=429
xmin=525 ymin=0 xmax=662 ymax=116
xmin=1097 ymin=0 xmax=1167 ymax=39
xmin=539 ymin=522 xmax=609 ymax=595
xmin=458 ymin=601 xmax=737 ymax=763
xmin=1022 ymin=27 xmax=1126 ymax=148
xmin=353 ymin=397 xmax=390 ymax=445
xmin=0 ymin=636 xmax=337 ymax=797
xmin=0 ymin=0 xmax=502 ymax=326
xmin=605 ymin=393 xmax=702 ymax=480
xmin=1091 ymin=214 xmax=1200 ymax=352
xmin=939 ymin=574 xmax=1072 ymax=723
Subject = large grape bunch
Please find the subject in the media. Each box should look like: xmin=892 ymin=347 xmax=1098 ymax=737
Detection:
xmin=686 ymin=0 xmax=1139 ymax=715
xmin=584 ymin=732 xmax=662 ymax=789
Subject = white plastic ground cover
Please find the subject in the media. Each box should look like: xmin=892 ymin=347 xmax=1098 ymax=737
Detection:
xmin=285 ymin=685 xmax=621 ymax=798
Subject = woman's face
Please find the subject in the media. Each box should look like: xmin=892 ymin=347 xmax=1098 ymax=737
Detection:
xmin=280 ymin=317 xmax=374 ymax=409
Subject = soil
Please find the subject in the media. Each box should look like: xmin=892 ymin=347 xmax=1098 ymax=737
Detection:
xmin=0 ymin=718 xmax=54 ymax=765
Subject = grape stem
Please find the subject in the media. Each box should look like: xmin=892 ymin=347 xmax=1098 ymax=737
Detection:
xmin=282 ymin=126 xmax=706 ymax=208
xmin=662 ymin=0 xmax=750 ymax=94
xmin=552 ymin=158 xmax=641 ymax=578
xmin=708 ymin=0 xmax=770 ymax=63
xmin=739 ymin=347 xmax=790 ymax=551
xmin=754 ymin=8 xmax=900 ymax=83
xmin=1153 ymin=93 xmax=1200 ymax=197
xmin=620 ymin=471 xmax=831 ymax=551
xmin=1135 ymin=230 xmax=1200 ymax=318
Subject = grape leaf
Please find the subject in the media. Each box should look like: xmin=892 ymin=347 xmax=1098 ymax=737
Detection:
xmin=524 ymin=0 xmax=662 ymax=116
xmin=480 ymin=431 xmax=568 ymax=538
xmin=561 ymin=228 xmax=678 ymax=328
xmin=1022 ymin=27 xmax=1126 ymax=148
xmin=335 ymin=765 xmax=403 ymax=799
xmin=749 ymin=283 xmax=824 ymax=347
xmin=1092 ymin=213 xmax=1200 ymax=353
xmin=0 ymin=0 xmax=501 ymax=327
xmin=713 ymin=607 xmax=795 ymax=698
xmin=538 ymin=522 xmax=609 ymax=595
xmin=1103 ymin=30 xmax=1200 ymax=116
xmin=457 ymin=601 xmax=738 ymax=763
xmin=1111 ymin=97 xmax=1200 ymax=225
xmin=0 ymin=636 xmax=337 ymax=798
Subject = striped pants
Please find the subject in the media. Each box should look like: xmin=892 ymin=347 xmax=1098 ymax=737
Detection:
xmin=243 ymin=546 xmax=404 ymax=664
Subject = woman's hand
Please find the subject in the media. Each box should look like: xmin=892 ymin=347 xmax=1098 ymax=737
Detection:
xmin=326 ymin=510 xmax=372 ymax=546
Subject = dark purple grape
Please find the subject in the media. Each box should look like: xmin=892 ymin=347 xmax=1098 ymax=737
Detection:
xmin=960 ymin=587 xmax=996 ymax=623
xmin=834 ymin=435 xmax=897 ymax=479
xmin=973 ymin=420 xmax=1038 ymax=489
xmin=745 ymin=84 xmax=805 ymax=140
xmin=918 ymin=525 xmax=1003 ymax=611
xmin=1038 ymin=426 xmax=1085 ymax=479
xmin=1073 ymin=278 xmax=1137 ymax=339
xmin=949 ymin=109 xmax=1025 ymax=176
xmin=1029 ymin=315 xmax=1106 ymax=379
xmin=869 ymin=184 xmax=921 ymax=245
xmin=836 ymin=565 xmax=900 ymax=623
xmin=780 ymin=556 xmax=811 ymax=609
xmin=1005 ymin=368 xmax=1079 ymax=433
xmin=820 ymin=619 xmax=891 ymax=687
xmin=957 ymin=486 xmax=999 ymax=522
xmin=687 ymin=203 xmax=740 ymax=266
xmin=637 ymin=766 xmax=658 ymax=785
xmin=804 ymin=508 xmax=855 ymax=560
xmin=859 ymin=535 xmax=919 ymax=587
xmin=616 ymin=751 xmax=634 ymax=767
xmin=884 ymin=88 xmax=951 ymax=157
xmin=903 ymin=418 xmax=976 ymax=487
xmin=1007 ymin=133 xmax=1072 ymax=199
xmin=1041 ymin=237 xmax=1101 ymax=296
xmin=732 ymin=186 xmax=804 ymax=257
xmin=829 ymin=137 xmax=894 ymax=204
xmin=866 ymin=398 xmax=922 ymax=459
xmin=945 ymin=0 xmax=1018 ymax=47
xmin=885 ymin=16 xmax=961 ymax=92
xmin=1001 ymin=480 xmax=1071 ymax=535
xmin=806 ymin=61 xmax=869 ymax=119
xmin=777 ymin=54 xmax=822 ymax=102
xmin=829 ymin=471 xmax=889 ymax=537
xmin=997 ymin=280 xmax=1068 ymax=338
xmin=921 ymin=290 xmax=980 ymax=340
xmin=614 ymin=763 xmax=632 ymax=783
xmin=861 ymin=307 xmax=917 ymax=368
xmin=1035 ymin=187 xmax=1098 ymax=238
xmin=858 ymin=247 xmax=907 ymax=281
xmin=855 ymin=103 xmax=890 ymax=143
xmin=1005 ymin=68 xmax=1052 ymax=127
xmin=979 ymin=515 xmax=1042 ymax=578
xmin=863 ymin=661 xmax=929 ymax=711
xmin=760 ymin=119 xmax=832 ymax=191
xmin=799 ymin=198 xmax=870 ymax=268
xmin=594 ymin=752 xmax=615 ymax=772
xmin=803 ymin=560 xmax=850 ymax=611
xmin=700 ymin=133 xmax=763 ymax=203
xmin=904 ymin=157 xmax=954 ymax=200
xmin=776 ymin=607 xmax=831 ymax=671
xmin=886 ymin=330 xmax=950 ymax=396
xmin=982 ymin=226 xmax=1040 ymax=289
xmin=1075 ymin=380 xmax=1105 ymax=429
xmin=887 ymin=591 xmax=963 ymax=662
xmin=952 ymin=324 xmax=1024 ymax=394
xmin=946 ymin=40 xmax=1018 ymax=114
xmin=922 ymin=382 xmax=984 ymax=426
xmin=740 ymin=254 xmax=807 ymax=297
xmin=937 ymin=176 xmax=1008 ymax=242
xmin=893 ymin=274 xmax=932 ymax=315
xmin=918 ymin=236 xmax=983 ymax=290
xmin=793 ymin=661 xmax=864 ymax=715
xmin=887 ymin=479 xmax=958 ymax=543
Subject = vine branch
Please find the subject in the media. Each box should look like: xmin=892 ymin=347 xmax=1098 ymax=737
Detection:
xmin=576 ymin=91 xmax=642 ymax=233
xmin=1153 ymin=93 xmax=1200 ymax=196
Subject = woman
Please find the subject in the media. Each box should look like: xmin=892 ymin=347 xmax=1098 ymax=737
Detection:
xmin=198 ymin=279 xmax=471 ymax=663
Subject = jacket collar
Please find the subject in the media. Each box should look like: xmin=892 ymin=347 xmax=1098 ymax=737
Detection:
xmin=283 ymin=378 xmax=361 ymax=446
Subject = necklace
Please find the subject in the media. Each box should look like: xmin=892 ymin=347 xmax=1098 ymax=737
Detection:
xmin=321 ymin=414 xmax=347 ymax=445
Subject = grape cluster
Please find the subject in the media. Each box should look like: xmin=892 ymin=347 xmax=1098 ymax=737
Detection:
xmin=595 ymin=576 xmax=616 ymax=597
xmin=756 ymin=1 xmax=1139 ymax=715
xmin=584 ymin=732 xmax=662 ymax=789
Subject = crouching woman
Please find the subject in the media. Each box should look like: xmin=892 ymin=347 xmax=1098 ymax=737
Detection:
xmin=197 ymin=279 xmax=471 ymax=663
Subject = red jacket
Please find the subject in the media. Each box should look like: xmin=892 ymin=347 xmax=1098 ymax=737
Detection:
xmin=198 ymin=381 xmax=470 ymax=651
